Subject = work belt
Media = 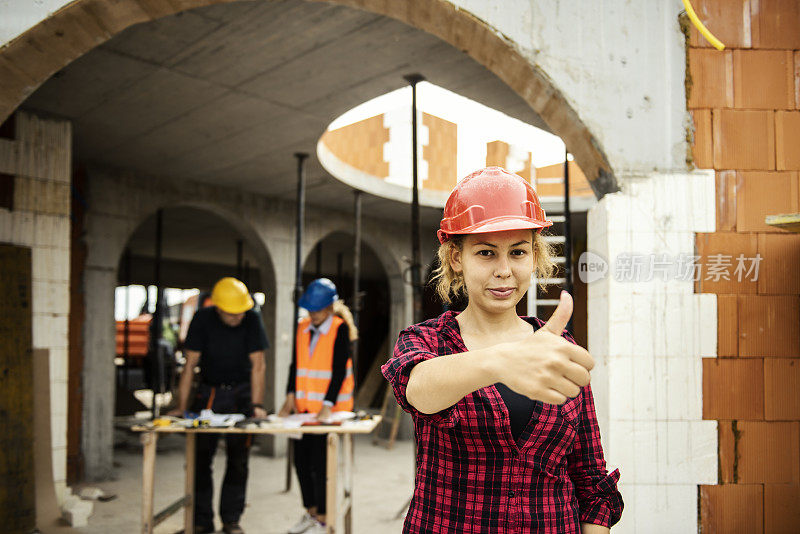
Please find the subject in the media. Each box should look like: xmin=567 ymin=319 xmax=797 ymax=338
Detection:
xmin=194 ymin=381 xmax=251 ymax=414
xmin=201 ymin=380 xmax=246 ymax=391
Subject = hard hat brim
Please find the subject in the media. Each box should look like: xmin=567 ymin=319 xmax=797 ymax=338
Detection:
xmin=438 ymin=217 xmax=553 ymax=244
xmin=215 ymin=294 xmax=254 ymax=315
xmin=298 ymin=296 xmax=337 ymax=313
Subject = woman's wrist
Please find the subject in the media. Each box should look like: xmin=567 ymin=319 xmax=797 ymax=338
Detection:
xmin=480 ymin=344 xmax=508 ymax=385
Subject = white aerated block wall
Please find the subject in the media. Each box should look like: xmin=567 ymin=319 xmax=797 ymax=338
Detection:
xmin=587 ymin=171 xmax=717 ymax=533
xmin=0 ymin=111 xmax=72 ymax=500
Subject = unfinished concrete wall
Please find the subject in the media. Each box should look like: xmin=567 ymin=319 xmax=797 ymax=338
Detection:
xmin=460 ymin=0 xmax=689 ymax=174
xmin=687 ymin=0 xmax=800 ymax=531
xmin=0 ymin=110 xmax=71 ymax=498
xmin=81 ymin=167 xmax=415 ymax=477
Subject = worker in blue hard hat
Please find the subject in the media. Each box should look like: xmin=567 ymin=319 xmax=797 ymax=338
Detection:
xmin=279 ymin=278 xmax=357 ymax=534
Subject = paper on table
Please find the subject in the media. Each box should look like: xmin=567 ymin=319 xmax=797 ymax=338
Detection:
xmin=198 ymin=409 xmax=246 ymax=427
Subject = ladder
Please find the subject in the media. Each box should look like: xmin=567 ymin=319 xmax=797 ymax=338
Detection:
xmin=528 ymin=155 xmax=573 ymax=323
xmin=373 ymin=385 xmax=403 ymax=449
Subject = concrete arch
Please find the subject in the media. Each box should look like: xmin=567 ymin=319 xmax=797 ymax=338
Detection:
xmin=0 ymin=0 xmax=618 ymax=197
xmin=117 ymin=199 xmax=278 ymax=295
xmin=82 ymin=195 xmax=280 ymax=479
xmin=302 ymin=222 xmax=411 ymax=344
xmin=301 ymin=229 xmax=401 ymax=288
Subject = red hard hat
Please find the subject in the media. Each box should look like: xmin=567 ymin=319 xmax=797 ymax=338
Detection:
xmin=437 ymin=166 xmax=552 ymax=244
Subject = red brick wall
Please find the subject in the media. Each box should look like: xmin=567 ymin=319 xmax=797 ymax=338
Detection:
xmin=422 ymin=112 xmax=457 ymax=192
xmin=486 ymin=140 xmax=510 ymax=168
xmin=535 ymin=161 xmax=593 ymax=197
xmin=320 ymin=115 xmax=389 ymax=178
xmin=688 ymin=1 xmax=800 ymax=531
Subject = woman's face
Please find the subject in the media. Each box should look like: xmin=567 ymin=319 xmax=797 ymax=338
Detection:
xmin=451 ymin=229 xmax=535 ymax=313
xmin=309 ymin=305 xmax=333 ymax=327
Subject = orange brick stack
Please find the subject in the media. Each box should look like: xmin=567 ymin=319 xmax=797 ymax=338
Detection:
xmin=422 ymin=112 xmax=458 ymax=192
xmin=115 ymin=317 xmax=150 ymax=358
xmin=319 ymin=115 xmax=390 ymax=178
xmin=688 ymin=1 xmax=800 ymax=531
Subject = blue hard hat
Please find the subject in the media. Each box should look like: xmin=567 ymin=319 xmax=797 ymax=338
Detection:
xmin=298 ymin=278 xmax=338 ymax=312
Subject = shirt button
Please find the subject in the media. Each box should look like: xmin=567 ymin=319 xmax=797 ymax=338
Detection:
xmin=508 ymin=490 xmax=515 ymax=498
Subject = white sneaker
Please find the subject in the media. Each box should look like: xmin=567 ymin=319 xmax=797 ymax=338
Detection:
xmin=307 ymin=521 xmax=327 ymax=534
xmin=288 ymin=513 xmax=317 ymax=534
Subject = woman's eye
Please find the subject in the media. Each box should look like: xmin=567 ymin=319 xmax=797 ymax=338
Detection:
xmin=511 ymin=249 xmax=528 ymax=256
xmin=477 ymin=249 xmax=493 ymax=256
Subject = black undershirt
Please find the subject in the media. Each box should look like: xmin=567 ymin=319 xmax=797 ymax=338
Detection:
xmin=494 ymin=317 xmax=540 ymax=444
xmin=495 ymin=382 xmax=537 ymax=443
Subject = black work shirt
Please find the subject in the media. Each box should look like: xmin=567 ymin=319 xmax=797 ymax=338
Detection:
xmin=286 ymin=321 xmax=350 ymax=404
xmin=184 ymin=306 xmax=269 ymax=385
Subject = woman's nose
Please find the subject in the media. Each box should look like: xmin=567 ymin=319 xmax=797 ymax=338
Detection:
xmin=494 ymin=256 xmax=512 ymax=277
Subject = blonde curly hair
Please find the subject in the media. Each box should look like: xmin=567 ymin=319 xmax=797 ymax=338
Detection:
xmin=431 ymin=231 xmax=558 ymax=305
xmin=332 ymin=299 xmax=359 ymax=341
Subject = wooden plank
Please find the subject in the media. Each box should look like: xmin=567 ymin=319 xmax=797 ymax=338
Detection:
xmin=0 ymin=244 xmax=34 ymax=530
xmin=373 ymin=388 xmax=402 ymax=449
xmin=141 ymin=431 xmax=158 ymax=534
xmin=343 ymin=434 xmax=353 ymax=534
xmin=353 ymin=337 xmax=389 ymax=407
xmin=284 ymin=437 xmax=294 ymax=493
xmin=153 ymin=496 xmax=188 ymax=526
xmin=129 ymin=417 xmax=380 ymax=435
xmin=33 ymin=349 xmax=61 ymax=530
xmin=326 ymin=433 xmax=339 ymax=534
xmin=766 ymin=212 xmax=800 ymax=233
xmin=183 ymin=433 xmax=195 ymax=532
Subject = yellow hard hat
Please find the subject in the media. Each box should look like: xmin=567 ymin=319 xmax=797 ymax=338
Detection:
xmin=211 ymin=277 xmax=254 ymax=314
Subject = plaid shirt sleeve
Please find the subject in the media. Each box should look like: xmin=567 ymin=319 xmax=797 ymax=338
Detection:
xmin=565 ymin=382 xmax=624 ymax=526
xmin=381 ymin=322 xmax=461 ymax=428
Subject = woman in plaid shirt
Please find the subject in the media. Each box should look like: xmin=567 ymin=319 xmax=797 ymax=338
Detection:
xmin=382 ymin=167 xmax=623 ymax=533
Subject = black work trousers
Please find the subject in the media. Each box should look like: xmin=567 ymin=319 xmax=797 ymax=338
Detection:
xmin=293 ymin=433 xmax=328 ymax=514
xmin=192 ymin=382 xmax=253 ymax=528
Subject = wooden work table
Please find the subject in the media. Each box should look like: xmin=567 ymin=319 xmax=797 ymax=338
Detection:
xmin=132 ymin=416 xmax=381 ymax=534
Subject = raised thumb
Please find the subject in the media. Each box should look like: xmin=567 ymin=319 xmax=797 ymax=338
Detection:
xmin=542 ymin=290 xmax=573 ymax=335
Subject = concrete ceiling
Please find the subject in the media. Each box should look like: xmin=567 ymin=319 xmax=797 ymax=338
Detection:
xmin=22 ymin=0 xmax=549 ymax=224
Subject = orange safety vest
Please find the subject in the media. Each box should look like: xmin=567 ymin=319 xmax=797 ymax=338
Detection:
xmin=294 ymin=315 xmax=354 ymax=413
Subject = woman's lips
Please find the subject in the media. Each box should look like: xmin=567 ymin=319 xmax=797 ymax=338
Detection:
xmin=488 ymin=287 xmax=515 ymax=298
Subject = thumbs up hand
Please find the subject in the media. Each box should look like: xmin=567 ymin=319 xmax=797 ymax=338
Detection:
xmin=496 ymin=291 xmax=594 ymax=405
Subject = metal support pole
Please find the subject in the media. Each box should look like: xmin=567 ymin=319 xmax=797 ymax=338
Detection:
xmin=563 ymin=149 xmax=573 ymax=335
xmin=236 ymin=239 xmax=243 ymax=280
xmin=288 ymin=152 xmax=308 ymax=493
xmin=293 ymin=153 xmax=308 ymax=357
xmin=404 ymin=73 xmax=425 ymax=323
xmin=123 ymin=247 xmax=131 ymax=388
xmin=351 ymin=190 xmax=362 ymax=394
xmin=151 ymin=209 xmax=164 ymax=419
xmin=315 ymin=242 xmax=322 ymax=278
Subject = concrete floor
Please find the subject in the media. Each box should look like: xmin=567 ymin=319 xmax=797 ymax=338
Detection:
xmin=71 ymin=433 xmax=414 ymax=534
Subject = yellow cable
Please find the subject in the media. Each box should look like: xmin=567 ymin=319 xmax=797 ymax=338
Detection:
xmin=682 ymin=0 xmax=725 ymax=50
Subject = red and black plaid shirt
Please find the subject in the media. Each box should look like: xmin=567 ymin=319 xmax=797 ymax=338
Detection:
xmin=382 ymin=311 xmax=623 ymax=533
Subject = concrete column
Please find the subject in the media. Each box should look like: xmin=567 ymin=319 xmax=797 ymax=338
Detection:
xmin=261 ymin=236 xmax=296 ymax=456
xmin=81 ymin=266 xmax=117 ymax=480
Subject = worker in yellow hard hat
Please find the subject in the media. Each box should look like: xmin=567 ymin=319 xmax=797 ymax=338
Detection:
xmin=169 ymin=277 xmax=269 ymax=534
